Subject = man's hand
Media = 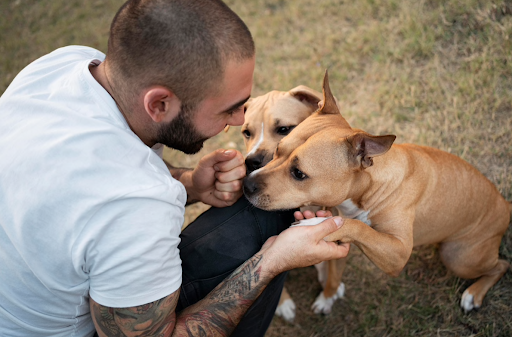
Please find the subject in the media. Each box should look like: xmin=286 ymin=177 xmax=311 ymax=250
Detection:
xmin=182 ymin=149 xmax=246 ymax=207
xmin=261 ymin=215 xmax=350 ymax=275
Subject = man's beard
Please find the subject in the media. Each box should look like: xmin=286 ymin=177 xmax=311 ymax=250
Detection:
xmin=156 ymin=106 xmax=208 ymax=155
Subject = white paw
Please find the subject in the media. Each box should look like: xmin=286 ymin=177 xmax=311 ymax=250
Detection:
xmin=275 ymin=298 xmax=296 ymax=322
xmin=460 ymin=289 xmax=479 ymax=313
xmin=311 ymin=282 xmax=345 ymax=315
xmin=336 ymin=282 xmax=346 ymax=298
xmin=291 ymin=217 xmax=330 ymax=227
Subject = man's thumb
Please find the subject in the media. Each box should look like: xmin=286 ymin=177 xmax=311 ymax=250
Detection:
xmin=201 ymin=149 xmax=235 ymax=168
xmin=315 ymin=216 xmax=343 ymax=238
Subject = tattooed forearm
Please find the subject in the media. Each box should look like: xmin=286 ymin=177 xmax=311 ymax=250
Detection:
xmin=91 ymin=253 xmax=276 ymax=337
xmin=90 ymin=291 xmax=179 ymax=337
xmin=174 ymin=253 xmax=274 ymax=336
xmin=209 ymin=254 xmax=264 ymax=302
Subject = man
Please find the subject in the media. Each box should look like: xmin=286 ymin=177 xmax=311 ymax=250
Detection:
xmin=0 ymin=0 xmax=350 ymax=336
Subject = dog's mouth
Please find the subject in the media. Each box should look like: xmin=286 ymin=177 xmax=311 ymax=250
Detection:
xmin=244 ymin=191 xmax=271 ymax=209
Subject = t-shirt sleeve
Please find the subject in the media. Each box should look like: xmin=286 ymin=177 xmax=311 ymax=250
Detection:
xmin=78 ymin=183 xmax=184 ymax=308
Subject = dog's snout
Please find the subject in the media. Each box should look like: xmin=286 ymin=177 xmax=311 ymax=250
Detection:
xmin=245 ymin=154 xmax=266 ymax=173
xmin=243 ymin=176 xmax=259 ymax=196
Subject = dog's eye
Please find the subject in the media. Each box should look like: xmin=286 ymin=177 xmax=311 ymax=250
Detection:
xmin=242 ymin=130 xmax=251 ymax=138
xmin=291 ymin=167 xmax=307 ymax=181
xmin=276 ymin=126 xmax=295 ymax=136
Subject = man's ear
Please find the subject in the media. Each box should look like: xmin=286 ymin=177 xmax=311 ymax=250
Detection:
xmin=346 ymin=132 xmax=396 ymax=169
xmin=143 ymin=86 xmax=181 ymax=123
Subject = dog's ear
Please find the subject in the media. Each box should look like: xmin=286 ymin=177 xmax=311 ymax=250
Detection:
xmin=318 ymin=70 xmax=340 ymax=115
xmin=243 ymin=97 xmax=253 ymax=109
xmin=289 ymin=85 xmax=322 ymax=111
xmin=346 ymin=132 xmax=396 ymax=169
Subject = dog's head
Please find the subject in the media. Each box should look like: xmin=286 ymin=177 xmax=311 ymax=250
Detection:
xmin=243 ymin=71 xmax=396 ymax=210
xmin=242 ymin=86 xmax=322 ymax=173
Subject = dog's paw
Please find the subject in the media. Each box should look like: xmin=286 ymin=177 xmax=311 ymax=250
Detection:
xmin=311 ymin=282 xmax=345 ymax=315
xmin=336 ymin=282 xmax=346 ymax=298
xmin=275 ymin=298 xmax=296 ymax=322
xmin=291 ymin=217 xmax=330 ymax=227
xmin=460 ymin=289 xmax=480 ymax=313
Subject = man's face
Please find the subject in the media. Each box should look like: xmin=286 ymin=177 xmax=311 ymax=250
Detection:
xmin=156 ymin=104 xmax=206 ymax=154
xmin=157 ymin=57 xmax=255 ymax=153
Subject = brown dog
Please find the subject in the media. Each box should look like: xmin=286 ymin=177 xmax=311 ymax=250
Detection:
xmin=243 ymin=86 xmax=366 ymax=319
xmin=243 ymin=85 xmax=332 ymax=321
xmin=244 ymin=71 xmax=511 ymax=313
xmin=243 ymin=85 xmax=323 ymax=173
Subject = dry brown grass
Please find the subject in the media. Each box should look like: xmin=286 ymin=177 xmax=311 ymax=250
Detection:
xmin=1 ymin=0 xmax=511 ymax=336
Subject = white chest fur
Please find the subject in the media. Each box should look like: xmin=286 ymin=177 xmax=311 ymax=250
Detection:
xmin=292 ymin=199 xmax=371 ymax=227
xmin=336 ymin=199 xmax=371 ymax=226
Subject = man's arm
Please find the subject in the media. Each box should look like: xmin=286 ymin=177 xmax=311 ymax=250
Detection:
xmin=163 ymin=159 xmax=198 ymax=205
xmin=91 ymin=216 xmax=349 ymax=337
xmin=91 ymin=292 xmax=179 ymax=336
xmin=91 ymin=250 xmax=272 ymax=336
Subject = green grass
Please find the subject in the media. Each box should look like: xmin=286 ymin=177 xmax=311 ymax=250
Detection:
xmin=1 ymin=0 xmax=511 ymax=336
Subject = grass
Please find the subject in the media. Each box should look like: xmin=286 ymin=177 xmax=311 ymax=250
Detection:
xmin=1 ymin=0 xmax=511 ymax=336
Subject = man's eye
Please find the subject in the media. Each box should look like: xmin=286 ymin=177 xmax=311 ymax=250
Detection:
xmin=291 ymin=167 xmax=307 ymax=181
xmin=276 ymin=126 xmax=295 ymax=136
xmin=242 ymin=130 xmax=251 ymax=138
xmin=228 ymin=106 xmax=244 ymax=116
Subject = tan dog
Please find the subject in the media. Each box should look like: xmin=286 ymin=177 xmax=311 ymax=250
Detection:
xmin=243 ymin=85 xmax=323 ymax=173
xmin=243 ymin=85 xmax=334 ymax=322
xmin=243 ymin=71 xmax=511 ymax=313
xmin=243 ymin=86 xmax=365 ymax=320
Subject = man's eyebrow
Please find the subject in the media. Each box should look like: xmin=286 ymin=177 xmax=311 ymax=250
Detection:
xmin=224 ymin=96 xmax=251 ymax=113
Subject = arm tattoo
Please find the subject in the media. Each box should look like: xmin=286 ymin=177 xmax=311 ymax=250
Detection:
xmin=175 ymin=253 xmax=273 ymax=336
xmin=91 ymin=254 xmax=274 ymax=336
xmin=91 ymin=291 xmax=179 ymax=337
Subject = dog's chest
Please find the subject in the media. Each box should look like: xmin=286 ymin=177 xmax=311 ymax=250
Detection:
xmin=337 ymin=199 xmax=371 ymax=226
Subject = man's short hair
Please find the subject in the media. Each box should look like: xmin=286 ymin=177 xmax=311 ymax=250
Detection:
xmin=107 ymin=0 xmax=255 ymax=108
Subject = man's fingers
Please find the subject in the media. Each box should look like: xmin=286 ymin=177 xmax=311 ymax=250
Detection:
xmin=215 ymin=165 xmax=246 ymax=183
xmin=213 ymin=189 xmax=242 ymax=206
xmin=215 ymin=179 xmax=242 ymax=192
xmin=212 ymin=150 xmax=244 ymax=172
xmin=326 ymin=241 xmax=350 ymax=259
xmin=293 ymin=211 xmax=305 ymax=221
xmin=312 ymin=217 xmax=343 ymax=239
xmin=199 ymin=149 xmax=239 ymax=170
xmin=316 ymin=210 xmax=332 ymax=217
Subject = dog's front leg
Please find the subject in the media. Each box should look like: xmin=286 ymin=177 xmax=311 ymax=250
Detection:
xmin=311 ymin=257 xmax=347 ymax=314
xmin=324 ymin=217 xmax=414 ymax=277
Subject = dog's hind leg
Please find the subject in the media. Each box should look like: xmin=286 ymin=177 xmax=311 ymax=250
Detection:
xmin=440 ymin=233 xmax=509 ymax=312
xmin=312 ymin=257 xmax=347 ymax=314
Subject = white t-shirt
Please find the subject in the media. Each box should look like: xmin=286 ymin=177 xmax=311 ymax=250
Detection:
xmin=0 ymin=46 xmax=186 ymax=336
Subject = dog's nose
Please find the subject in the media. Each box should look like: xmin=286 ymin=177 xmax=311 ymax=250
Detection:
xmin=245 ymin=155 xmax=264 ymax=173
xmin=243 ymin=176 xmax=258 ymax=196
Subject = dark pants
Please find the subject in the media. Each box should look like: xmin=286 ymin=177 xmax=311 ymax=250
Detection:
xmin=176 ymin=196 xmax=295 ymax=337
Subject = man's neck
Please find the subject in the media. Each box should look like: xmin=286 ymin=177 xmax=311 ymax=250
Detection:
xmin=89 ymin=62 xmax=154 ymax=147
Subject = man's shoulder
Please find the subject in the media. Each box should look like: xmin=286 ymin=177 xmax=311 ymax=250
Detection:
xmin=35 ymin=46 xmax=105 ymax=67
